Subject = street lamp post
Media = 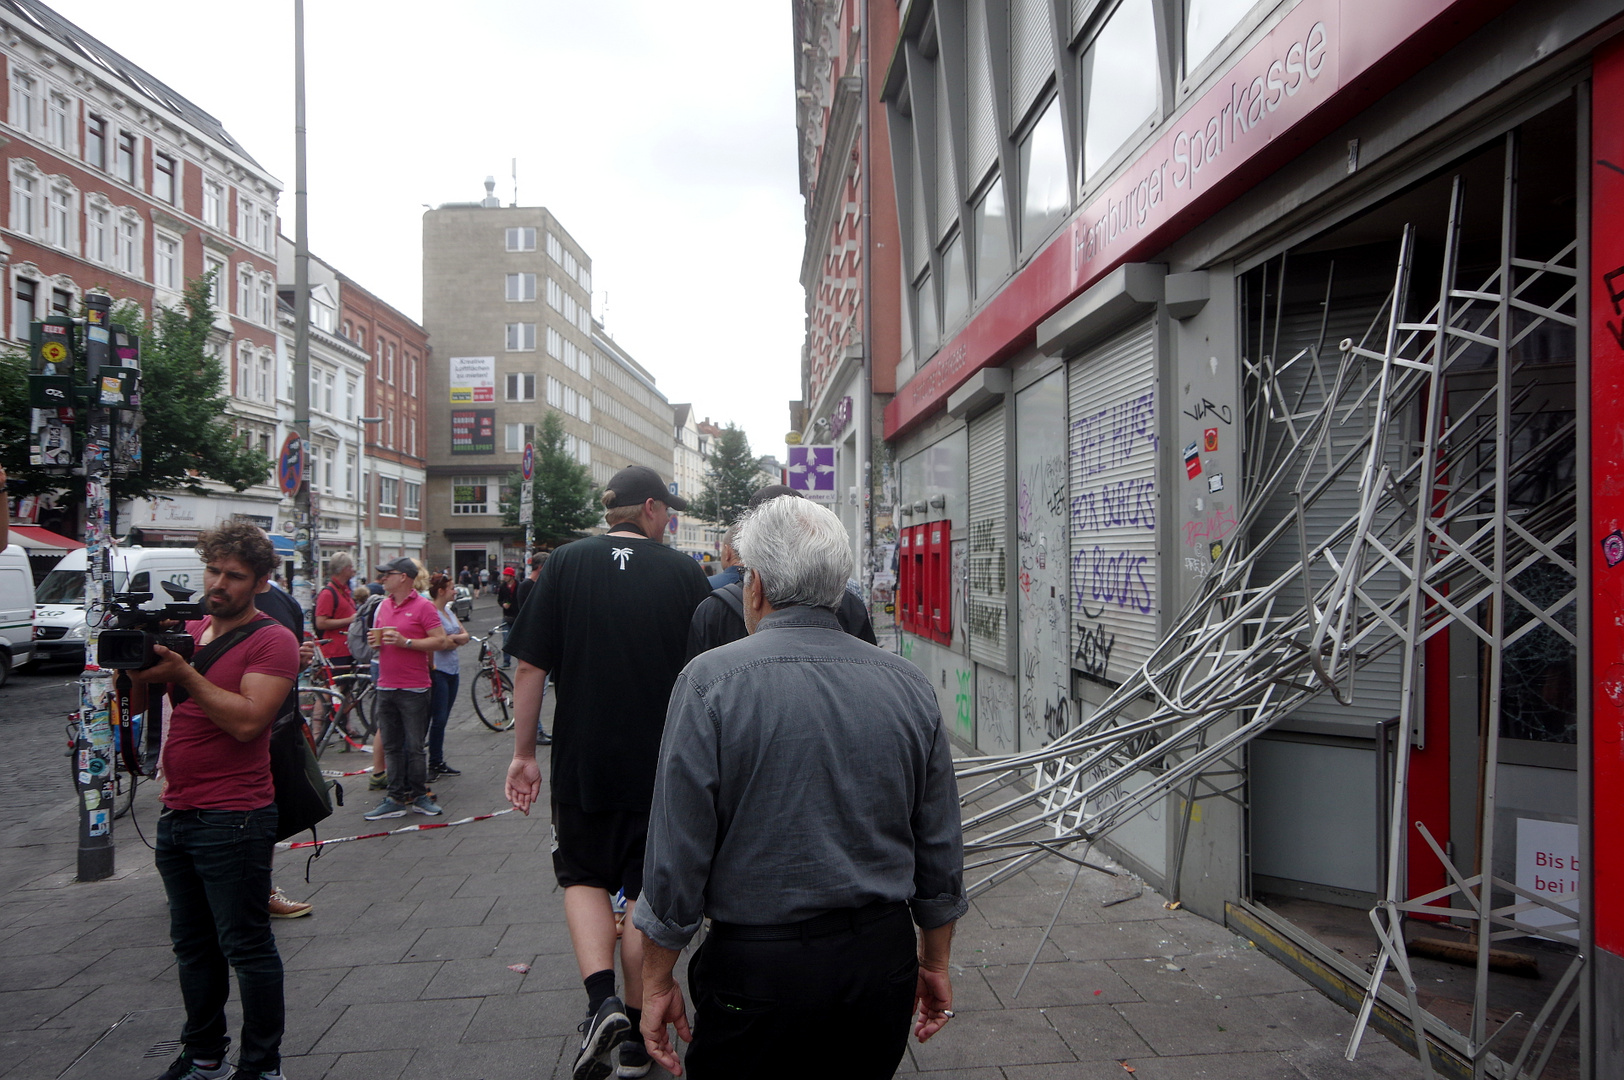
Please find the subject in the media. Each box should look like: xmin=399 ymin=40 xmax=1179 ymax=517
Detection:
xmin=357 ymin=415 xmax=383 ymax=570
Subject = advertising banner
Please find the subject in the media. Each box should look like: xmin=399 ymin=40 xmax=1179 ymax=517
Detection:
xmin=449 ymin=356 xmax=495 ymax=404
xmin=450 ymin=409 xmax=495 ymax=455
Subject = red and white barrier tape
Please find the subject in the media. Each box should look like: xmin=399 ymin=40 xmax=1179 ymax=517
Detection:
xmin=274 ymin=807 xmax=515 ymax=850
xmin=319 ymin=766 xmax=375 ymax=778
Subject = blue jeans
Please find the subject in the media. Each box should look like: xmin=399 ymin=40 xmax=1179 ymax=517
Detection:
xmin=428 ymin=669 xmax=458 ymax=766
xmin=155 ymin=805 xmax=283 ymax=1073
xmin=375 ymin=688 xmax=431 ymax=803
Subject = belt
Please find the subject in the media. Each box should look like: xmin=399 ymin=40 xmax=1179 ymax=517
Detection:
xmin=708 ymin=900 xmax=908 ymax=942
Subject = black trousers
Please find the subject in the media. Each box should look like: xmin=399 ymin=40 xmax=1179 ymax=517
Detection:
xmin=685 ymin=904 xmax=916 ymax=1080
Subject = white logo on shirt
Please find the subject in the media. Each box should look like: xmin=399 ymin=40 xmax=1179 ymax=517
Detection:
xmin=611 ymin=547 xmax=633 ymax=570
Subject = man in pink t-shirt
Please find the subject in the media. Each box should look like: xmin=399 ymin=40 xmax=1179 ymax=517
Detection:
xmin=132 ymin=521 xmax=300 ymax=1080
xmin=364 ymin=558 xmax=450 ymax=819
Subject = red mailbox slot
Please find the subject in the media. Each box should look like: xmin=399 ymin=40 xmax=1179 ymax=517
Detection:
xmin=926 ymin=520 xmax=952 ymax=643
xmin=897 ymin=526 xmax=916 ymax=629
xmin=908 ymin=525 xmax=929 ymax=636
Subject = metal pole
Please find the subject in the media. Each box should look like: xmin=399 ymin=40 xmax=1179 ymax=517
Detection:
xmin=291 ymin=0 xmax=316 ymax=614
xmin=75 ymin=293 xmax=114 ymax=881
xmin=857 ymin=0 xmax=875 ymax=607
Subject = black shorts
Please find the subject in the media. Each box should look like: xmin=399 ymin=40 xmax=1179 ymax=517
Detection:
xmin=550 ymin=799 xmax=648 ymax=900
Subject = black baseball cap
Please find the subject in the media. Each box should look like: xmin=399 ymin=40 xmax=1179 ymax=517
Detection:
xmin=748 ymin=484 xmax=804 ymax=509
xmin=604 ymin=465 xmax=687 ymax=511
xmin=375 ymin=556 xmax=419 ymax=577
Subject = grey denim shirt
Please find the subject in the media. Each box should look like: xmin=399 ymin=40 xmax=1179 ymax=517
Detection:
xmin=635 ymin=605 xmax=968 ymax=952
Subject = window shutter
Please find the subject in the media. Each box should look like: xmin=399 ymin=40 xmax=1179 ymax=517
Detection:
xmin=936 ymin=61 xmax=959 ymax=241
xmin=966 ymin=0 xmax=999 ymax=186
xmin=1010 ymin=0 xmax=1054 ymax=128
xmin=968 ymin=402 xmax=1011 ymax=670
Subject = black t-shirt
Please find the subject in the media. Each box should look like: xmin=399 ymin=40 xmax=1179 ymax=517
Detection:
xmin=505 ymin=532 xmax=712 ymax=813
xmin=515 ymin=575 xmax=537 ymax=616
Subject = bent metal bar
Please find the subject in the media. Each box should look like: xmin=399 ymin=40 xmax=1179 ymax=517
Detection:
xmin=882 ymin=0 xmax=1515 ymax=440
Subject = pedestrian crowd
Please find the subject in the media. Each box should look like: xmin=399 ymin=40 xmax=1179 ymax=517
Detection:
xmin=141 ymin=465 xmax=964 ymax=1080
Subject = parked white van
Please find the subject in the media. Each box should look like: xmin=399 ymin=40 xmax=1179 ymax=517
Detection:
xmin=0 ymin=544 xmax=36 ymax=684
xmin=33 ymin=546 xmax=206 ymax=666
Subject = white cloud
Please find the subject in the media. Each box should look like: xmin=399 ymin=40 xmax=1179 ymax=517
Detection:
xmin=47 ymin=0 xmax=804 ymax=458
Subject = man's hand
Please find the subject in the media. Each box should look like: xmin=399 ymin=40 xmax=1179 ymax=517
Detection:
xmin=299 ymin=638 xmax=315 ymax=668
xmin=505 ymin=756 xmax=542 ymax=814
xmin=913 ymin=962 xmax=953 ymax=1043
xmin=378 ymin=626 xmax=408 ymax=648
xmin=641 ymin=972 xmax=691 ymax=1076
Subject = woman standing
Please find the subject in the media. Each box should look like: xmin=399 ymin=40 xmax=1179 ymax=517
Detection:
xmin=427 ymin=572 xmax=471 ymax=778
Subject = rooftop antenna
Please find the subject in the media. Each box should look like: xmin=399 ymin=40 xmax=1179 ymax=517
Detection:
xmin=511 ymin=158 xmax=518 ymax=207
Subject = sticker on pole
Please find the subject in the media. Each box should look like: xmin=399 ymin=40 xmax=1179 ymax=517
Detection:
xmin=787 ymin=446 xmax=836 ymax=503
xmin=521 ymin=442 xmax=535 ymax=482
xmin=277 ymin=433 xmax=304 ymax=495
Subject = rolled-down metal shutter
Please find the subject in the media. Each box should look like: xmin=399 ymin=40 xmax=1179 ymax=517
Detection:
xmin=1010 ymin=0 xmax=1053 ymax=128
xmin=912 ymin=141 xmax=931 ymax=276
xmin=936 ymin=61 xmax=959 ymax=240
xmin=1067 ymin=319 xmax=1157 ymax=684
xmin=968 ymin=401 xmax=1011 ymax=670
xmin=966 ymin=0 xmax=998 ymax=186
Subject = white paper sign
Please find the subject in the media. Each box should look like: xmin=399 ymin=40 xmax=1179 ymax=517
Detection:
xmin=449 ymin=356 xmax=495 ymax=403
xmin=1515 ymin=817 xmax=1580 ymax=942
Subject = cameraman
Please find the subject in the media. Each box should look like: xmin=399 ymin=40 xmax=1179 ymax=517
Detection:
xmin=133 ymin=521 xmax=300 ymax=1080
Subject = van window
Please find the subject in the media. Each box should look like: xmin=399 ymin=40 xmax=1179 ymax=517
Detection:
xmin=36 ymin=569 xmax=130 ymax=605
xmin=0 ymin=569 xmax=29 ymax=616
xmin=129 ymin=572 xmax=150 ymax=593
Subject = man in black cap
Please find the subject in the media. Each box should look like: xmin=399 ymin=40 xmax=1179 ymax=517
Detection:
xmin=687 ymin=484 xmax=877 ymax=660
xmin=502 ymin=464 xmax=712 ymax=1080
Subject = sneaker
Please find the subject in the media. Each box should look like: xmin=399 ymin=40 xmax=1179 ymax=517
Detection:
xmin=228 ymin=1071 xmax=285 ymax=1080
xmin=428 ymin=761 xmax=460 ymax=776
xmin=411 ymin=794 xmax=443 ymax=816
xmin=148 ymin=1056 xmax=231 ymax=1080
xmin=536 ymin=729 xmax=553 ymax=746
xmin=367 ymin=770 xmax=388 ymax=790
xmin=364 ymin=797 xmax=407 ymax=820
xmin=574 ymin=995 xmax=631 ymax=1080
xmin=267 ymin=888 xmax=312 ymax=919
xmin=617 ymin=1039 xmax=652 ymax=1079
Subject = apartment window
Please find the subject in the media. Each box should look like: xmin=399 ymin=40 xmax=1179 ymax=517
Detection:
xmin=546 ymin=277 xmax=563 ymax=311
xmin=12 ymin=278 xmax=36 ymax=341
xmin=345 ymin=376 xmax=357 ymax=420
xmin=408 ymin=416 xmax=416 ymax=455
xmin=1082 ymin=0 xmax=1158 ymax=184
xmin=117 ymin=215 xmax=140 ymax=275
xmin=379 ymin=477 xmax=399 ymax=516
xmin=85 ymin=114 xmax=106 ymax=170
xmin=322 ymin=447 xmax=335 ymax=494
xmin=546 ymin=232 xmax=563 ymax=261
xmin=563 ymin=385 xmax=578 ymax=417
xmin=240 ymin=343 xmax=254 ymax=400
xmin=203 ymin=178 xmax=223 ymax=228
xmin=403 ymin=481 xmax=420 ymax=519
xmin=1019 ymin=98 xmax=1068 ymax=250
xmin=547 ymin=326 xmax=562 ymax=358
xmin=154 ymin=153 xmax=176 ymax=205
xmin=452 ymin=477 xmax=493 ymax=515
xmin=47 ymin=92 xmax=69 ymax=149
xmin=506 ymin=371 xmax=536 ymax=401
xmin=579 ymin=396 xmax=591 ymax=423
xmin=577 ymin=305 xmax=591 ymax=333
xmin=578 ymin=440 xmax=591 ymax=467
xmin=1185 ymin=0 xmax=1257 ymax=73
xmin=546 ymin=375 xmax=562 ymax=408
xmin=155 ymin=234 xmax=179 ymax=289
xmin=50 ymin=288 xmax=71 ymax=318
xmin=204 ymin=255 xmax=225 ymax=309
xmin=260 ymin=432 xmax=272 ymax=459
xmin=386 ymin=407 xmax=395 ymax=448
xmin=562 ymin=340 xmax=577 ymax=372
xmin=578 ymin=349 xmax=591 ymax=380
xmin=506 ymin=322 xmax=535 ymax=351
xmin=356 ymin=326 xmax=365 ymax=348
xmin=914 ymin=271 xmax=940 ymax=359
xmin=12 ymin=171 xmax=36 ymax=235
xmin=406 ymin=355 xmax=416 ymax=396
xmin=87 ymin=204 xmax=112 ymax=265
xmin=506 ymin=226 xmax=536 ymax=251
xmin=940 ymin=235 xmax=969 ymax=332
xmin=238 ymin=267 xmax=254 ymax=318
xmin=563 ymin=251 xmax=578 ymax=278
xmin=115 ymin=131 xmax=136 ymax=185
xmin=505 ymin=272 xmax=535 ymax=301
xmin=258 ymin=351 xmax=273 ymax=402
xmin=10 ymin=72 xmax=36 ymax=132
xmin=345 ymin=452 xmax=356 ymax=497
xmin=578 ymin=266 xmax=592 ymax=292
xmin=563 ymin=294 xmax=578 ymax=324
xmin=973 ymin=180 xmax=1012 ymax=297
xmin=258 ymin=280 xmax=273 ymax=326
xmin=323 ymin=370 xmax=335 ymax=414
xmin=48 ymin=187 xmax=72 ymax=249
xmin=259 ymin=209 xmax=274 ymax=253
xmin=505 ymin=422 xmax=535 ymax=452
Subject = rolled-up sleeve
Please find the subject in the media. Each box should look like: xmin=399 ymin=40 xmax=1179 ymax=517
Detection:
xmin=633 ymin=673 xmax=721 ymax=951
xmin=909 ymin=715 xmax=968 ymax=929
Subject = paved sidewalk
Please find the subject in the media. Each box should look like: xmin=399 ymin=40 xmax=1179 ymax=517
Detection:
xmin=0 ymin=619 xmax=1417 ymax=1079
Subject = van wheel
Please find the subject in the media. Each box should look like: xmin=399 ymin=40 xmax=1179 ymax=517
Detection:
xmin=0 ymin=653 xmax=13 ymax=689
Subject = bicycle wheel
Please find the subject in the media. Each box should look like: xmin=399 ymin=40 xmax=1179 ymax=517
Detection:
xmin=111 ymin=769 xmax=137 ymax=821
xmin=299 ymin=689 xmax=344 ymax=758
xmin=471 ymin=666 xmax=514 ymax=731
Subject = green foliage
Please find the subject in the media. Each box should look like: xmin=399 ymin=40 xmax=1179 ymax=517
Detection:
xmin=500 ymin=410 xmax=601 ymax=545
xmin=689 ymin=423 xmax=764 ymax=526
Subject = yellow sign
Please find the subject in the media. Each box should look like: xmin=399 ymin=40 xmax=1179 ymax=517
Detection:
xmin=785 ymin=431 xmax=802 ymax=445
xmin=40 ymin=341 xmax=67 ymax=364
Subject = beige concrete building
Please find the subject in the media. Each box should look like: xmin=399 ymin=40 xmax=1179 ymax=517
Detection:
xmin=421 ymin=180 xmax=674 ymax=573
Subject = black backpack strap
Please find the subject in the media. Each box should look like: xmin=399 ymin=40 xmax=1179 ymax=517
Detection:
xmin=716 ymin=583 xmax=745 ymax=622
xmin=170 ymin=619 xmax=274 ymax=708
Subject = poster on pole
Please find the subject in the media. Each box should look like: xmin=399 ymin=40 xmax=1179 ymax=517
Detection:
xmin=520 ymin=479 xmax=534 ymax=525
xmin=786 ymin=446 xmax=836 ymax=503
xmin=449 ymin=356 xmax=495 ymax=404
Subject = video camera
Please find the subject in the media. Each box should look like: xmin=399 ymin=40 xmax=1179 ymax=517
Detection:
xmin=96 ymin=581 xmax=203 ymax=670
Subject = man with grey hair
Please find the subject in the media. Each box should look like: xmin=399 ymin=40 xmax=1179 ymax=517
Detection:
xmin=707 ymin=523 xmax=743 ymax=589
xmin=313 ymin=552 xmax=359 ymax=673
xmin=637 ymin=496 xmax=966 ymax=1078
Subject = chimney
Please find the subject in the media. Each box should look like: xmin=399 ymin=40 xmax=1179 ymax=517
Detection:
xmin=482 ymin=176 xmax=500 ymax=208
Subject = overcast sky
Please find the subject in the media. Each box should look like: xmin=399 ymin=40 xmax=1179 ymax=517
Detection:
xmin=48 ymin=0 xmax=805 ymax=460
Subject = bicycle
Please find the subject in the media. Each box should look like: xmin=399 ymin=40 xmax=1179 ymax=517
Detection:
xmin=299 ymin=638 xmax=376 ymax=757
xmin=468 ymin=625 xmax=515 ymax=731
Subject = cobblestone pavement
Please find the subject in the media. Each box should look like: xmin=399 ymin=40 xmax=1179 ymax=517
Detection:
xmin=0 ymin=593 xmax=1420 ymax=1079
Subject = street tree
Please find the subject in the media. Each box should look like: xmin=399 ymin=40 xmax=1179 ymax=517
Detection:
xmin=501 ymin=409 xmax=601 ymax=546
xmin=0 ymin=275 xmax=269 ymax=512
xmin=690 ymin=422 xmax=764 ymax=526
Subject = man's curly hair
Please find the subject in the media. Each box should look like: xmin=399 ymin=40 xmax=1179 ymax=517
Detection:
xmin=196 ymin=519 xmax=277 ymax=580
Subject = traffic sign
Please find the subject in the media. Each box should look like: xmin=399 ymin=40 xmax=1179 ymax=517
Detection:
xmin=786 ymin=446 xmax=836 ymax=502
xmin=277 ymin=433 xmax=304 ymax=495
xmin=521 ymin=442 xmax=535 ymax=481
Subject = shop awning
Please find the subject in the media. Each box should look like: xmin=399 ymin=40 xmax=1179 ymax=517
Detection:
xmin=272 ymin=534 xmax=294 ymax=554
xmin=10 ymin=525 xmax=84 ymax=553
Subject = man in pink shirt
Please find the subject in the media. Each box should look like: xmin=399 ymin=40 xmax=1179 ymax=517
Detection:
xmin=364 ymin=558 xmax=451 ymax=820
